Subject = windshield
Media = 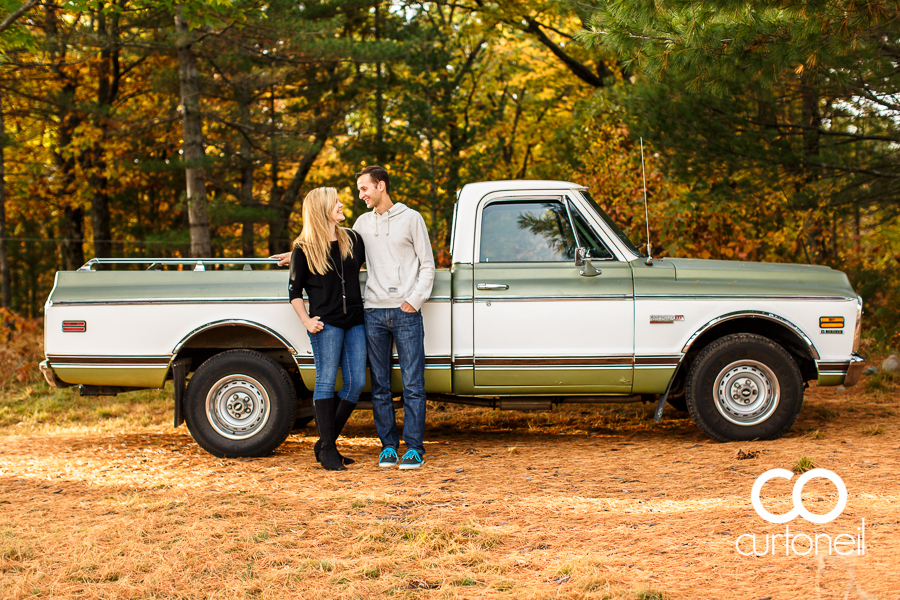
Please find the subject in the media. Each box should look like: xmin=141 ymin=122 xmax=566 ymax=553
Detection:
xmin=579 ymin=191 xmax=643 ymax=257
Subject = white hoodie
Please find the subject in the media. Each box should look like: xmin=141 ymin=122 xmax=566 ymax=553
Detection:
xmin=353 ymin=203 xmax=435 ymax=311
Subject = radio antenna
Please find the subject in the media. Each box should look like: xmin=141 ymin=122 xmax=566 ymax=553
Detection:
xmin=640 ymin=138 xmax=653 ymax=265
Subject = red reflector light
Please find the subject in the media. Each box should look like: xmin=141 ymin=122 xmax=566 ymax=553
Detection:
xmin=62 ymin=320 xmax=86 ymax=333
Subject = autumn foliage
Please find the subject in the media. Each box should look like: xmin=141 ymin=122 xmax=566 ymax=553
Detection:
xmin=0 ymin=0 xmax=896 ymax=347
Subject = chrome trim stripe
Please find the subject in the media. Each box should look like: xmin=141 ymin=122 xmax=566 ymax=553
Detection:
xmin=47 ymin=355 xmax=171 ymax=365
xmin=52 ymin=296 xmax=452 ymax=306
xmin=637 ymin=295 xmax=854 ymax=301
xmin=682 ymin=310 xmax=820 ymax=360
xmin=475 ymin=365 xmax=633 ymax=371
xmin=817 ymin=361 xmax=851 ymax=369
xmin=635 ymin=355 xmax=682 ymax=366
xmin=51 ymin=364 xmax=168 ymax=369
xmin=51 ymin=298 xmax=288 ymax=306
xmin=477 ymin=356 xmax=631 ymax=366
xmin=474 ymin=295 xmax=632 ymax=302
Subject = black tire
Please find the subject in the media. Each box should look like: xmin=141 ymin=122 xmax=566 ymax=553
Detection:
xmin=184 ymin=350 xmax=297 ymax=457
xmin=685 ymin=333 xmax=803 ymax=442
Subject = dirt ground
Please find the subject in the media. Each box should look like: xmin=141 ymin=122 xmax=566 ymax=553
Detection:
xmin=1 ymin=379 xmax=898 ymax=599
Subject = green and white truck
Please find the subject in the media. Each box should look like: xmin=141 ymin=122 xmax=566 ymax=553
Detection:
xmin=41 ymin=180 xmax=865 ymax=457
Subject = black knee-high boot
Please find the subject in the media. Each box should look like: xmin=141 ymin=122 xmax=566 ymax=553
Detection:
xmin=315 ymin=399 xmax=356 ymax=465
xmin=313 ymin=397 xmax=345 ymax=471
xmin=332 ymin=399 xmax=356 ymax=464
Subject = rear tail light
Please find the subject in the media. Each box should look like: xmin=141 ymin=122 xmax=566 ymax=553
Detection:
xmin=62 ymin=320 xmax=86 ymax=333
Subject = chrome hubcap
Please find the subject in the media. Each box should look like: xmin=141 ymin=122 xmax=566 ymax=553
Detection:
xmin=714 ymin=360 xmax=779 ymax=426
xmin=206 ymin=375 xmax=270 ymax=440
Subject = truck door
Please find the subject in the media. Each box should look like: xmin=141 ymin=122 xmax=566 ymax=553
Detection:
xmin=472 ymin=196 xmax=634 ymax=393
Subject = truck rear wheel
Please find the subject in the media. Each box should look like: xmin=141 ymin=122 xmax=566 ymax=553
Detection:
xmin=685 ymin=333 xmax=803 ymax=442
xmin=184 ymin=350 xmax=296 ymax=457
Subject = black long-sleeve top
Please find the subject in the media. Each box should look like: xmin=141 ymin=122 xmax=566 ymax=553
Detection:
xmin=288 ymin=231 xmax=365 ymax=329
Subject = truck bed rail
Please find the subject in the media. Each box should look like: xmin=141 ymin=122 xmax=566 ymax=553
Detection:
xmin=78 ymin=258 xmax=282 ymax=272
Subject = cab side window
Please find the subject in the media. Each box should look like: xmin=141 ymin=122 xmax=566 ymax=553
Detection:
xmin=480 ymin=200 xmax=577 ymax=262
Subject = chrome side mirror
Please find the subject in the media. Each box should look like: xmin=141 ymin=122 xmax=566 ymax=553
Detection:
xmin=575 ymin=247 xmax=601 ymax=277
xmin=574 ymin=247 xmax=587 ymax=266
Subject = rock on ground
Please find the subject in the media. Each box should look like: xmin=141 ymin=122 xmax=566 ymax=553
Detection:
xmin=882 ymin=354 xmax=900 ymax=374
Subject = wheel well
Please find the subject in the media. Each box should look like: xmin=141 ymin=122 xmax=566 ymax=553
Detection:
xmin=172 ymin=324 xmax=309 ymax=396
xmin=674 ymin=317 xmax=818 ymax=394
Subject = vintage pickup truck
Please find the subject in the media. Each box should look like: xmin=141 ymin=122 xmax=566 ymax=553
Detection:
xmin=41 ymin=180 xmax=865 ymax=457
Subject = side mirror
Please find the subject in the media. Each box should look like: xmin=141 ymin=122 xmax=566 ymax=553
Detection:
xmin=575 ymin=247 xmax=601 ymax=277
xmin=574 ymin=247 xmax=587 ymax=266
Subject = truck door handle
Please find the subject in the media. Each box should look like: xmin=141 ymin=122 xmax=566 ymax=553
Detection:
xmin=477 ymin=283 xmax=509 ymax=291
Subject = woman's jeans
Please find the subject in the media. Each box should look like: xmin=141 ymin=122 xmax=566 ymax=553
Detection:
xmin=307 ymin=323 xmax=366 ymax=404
xmin=364 ymin=308 xmax=426 ymax=454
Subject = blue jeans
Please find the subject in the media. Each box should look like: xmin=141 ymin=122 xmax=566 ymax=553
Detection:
xmin=364 ymin=308 xmax=426 ymax=454
xmin=307 ymin=323 xmax=366 ymax=403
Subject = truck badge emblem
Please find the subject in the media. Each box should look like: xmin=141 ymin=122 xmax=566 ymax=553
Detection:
xmin=650 ymin=315 xmax=684 ymax=324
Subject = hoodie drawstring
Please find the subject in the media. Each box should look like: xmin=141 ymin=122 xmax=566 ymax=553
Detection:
xmin=374 ymin=206 xmax=394 ymax=236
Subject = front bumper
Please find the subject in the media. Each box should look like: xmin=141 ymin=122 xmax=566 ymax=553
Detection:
xmin=816 ymin=353 xmax=867 ymax=387
xmin=843 ymin=353 xmax=866 ymax=387
xmin=39 ymin=359 xmax=74 ymax=389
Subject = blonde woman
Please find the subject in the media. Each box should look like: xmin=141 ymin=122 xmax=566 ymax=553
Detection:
xmin=289 ymin=187 xmax=366 ymax=471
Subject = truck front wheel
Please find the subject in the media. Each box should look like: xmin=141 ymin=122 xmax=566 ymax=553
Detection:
xmin=184 ymin=350 xmax=297 ymax=457
xmin=685 ymin=334 xmax=803 ymax=442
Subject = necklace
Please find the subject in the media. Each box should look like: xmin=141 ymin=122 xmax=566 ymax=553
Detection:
xmin=330 ymin=242 xmax=347 ymax=314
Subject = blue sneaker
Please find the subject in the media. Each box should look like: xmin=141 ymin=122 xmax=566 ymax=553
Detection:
xmin=399 ymin=449 xmax=424 ymax=470
xmin=378 ymin=447 xmax=399 ymax=467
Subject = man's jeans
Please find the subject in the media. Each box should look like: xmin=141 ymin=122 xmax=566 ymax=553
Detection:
xmin=364 ymin=308 xmax=426 ymax=454
xmin=307 ymin=323 xmax=366 ymax=403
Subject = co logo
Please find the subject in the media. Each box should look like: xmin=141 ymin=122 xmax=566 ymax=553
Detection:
xmin=751 ymin=468 xmax=847 ymax=524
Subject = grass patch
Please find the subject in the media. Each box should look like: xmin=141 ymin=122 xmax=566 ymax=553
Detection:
xmin=361 ymin=566 xmax=380 ymax=579
xmin=636 ymin=590 xmax=666 ymax=600
xmin=814 ymin=407 xmax=840 ymax=420
xmin=861 ymin=424 xmax=885 ymax=436
xmin=0 ymin=385 xmax=172 ymax=434
xmin=793 ymin=455 xmax=817 ymax=473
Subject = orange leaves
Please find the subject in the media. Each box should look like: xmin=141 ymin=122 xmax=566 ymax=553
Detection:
xmin=0 ymin=309 xmax=44 ymax=388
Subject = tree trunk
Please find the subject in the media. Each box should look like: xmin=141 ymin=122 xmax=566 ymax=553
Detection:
xmin=60 ymin=205 xmax=85 ymax=270
xmin=47 ymin=2 xmax=85 ymax=270
xmin=88 ymin=4 xmax=117 ymax=261
xmin=239 ymin=87 xmax=254 ymax=258
xmin=0 ymin=92 xmax=11 ymax=308
xmin=175 ymin=3 xmax=212 ymax=257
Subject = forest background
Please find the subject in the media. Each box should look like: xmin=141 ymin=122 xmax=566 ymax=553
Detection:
xmin=0 ymin=0 xmax=898 ymax=349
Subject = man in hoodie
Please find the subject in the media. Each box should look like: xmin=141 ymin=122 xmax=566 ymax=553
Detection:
xmin=353 ymin=166 xmax=435 ymax=469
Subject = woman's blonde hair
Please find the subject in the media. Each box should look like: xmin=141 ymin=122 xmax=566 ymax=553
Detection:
xmin=293 ymin=187 xmax=353 ymax=276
